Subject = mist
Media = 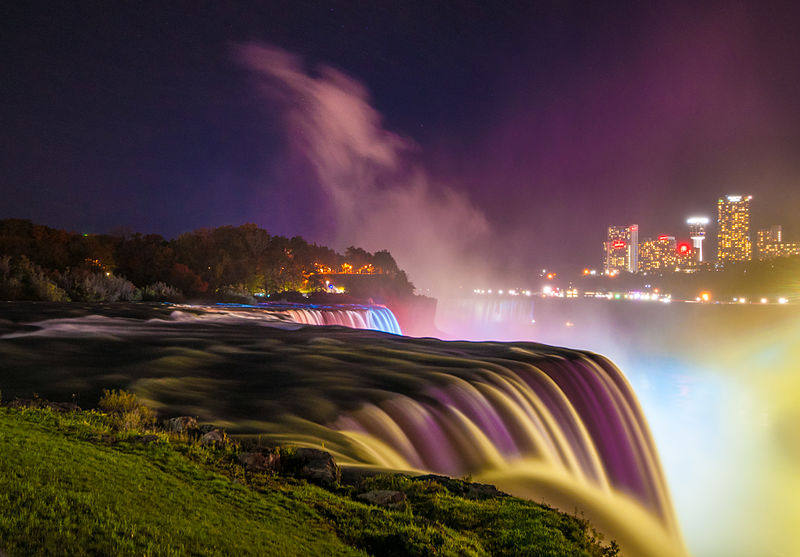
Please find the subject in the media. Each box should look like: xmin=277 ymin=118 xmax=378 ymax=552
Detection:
xmin=236 ymin=43 xmax=491 ymax=295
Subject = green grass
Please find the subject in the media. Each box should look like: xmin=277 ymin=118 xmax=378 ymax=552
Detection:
xmin=0 ymin=407 xmax=617 ymax=556
xmin=0 ymin=407 xmax=362 ymax=557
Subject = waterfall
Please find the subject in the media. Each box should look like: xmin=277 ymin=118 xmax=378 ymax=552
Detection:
xmin=334 ymin=348 xmax=672 ymax=517
xmin=330 ymin=344 xmax=685 ymax=557
xmin=208 ymin=302 xmax=402 ymax=334
xmin=435 ymin=297 xmax=535 ymax=339
xmin=0 ymin=304 xmax=683 ymax=556
xmin=274 ymin=304 xmax=401 ymax=334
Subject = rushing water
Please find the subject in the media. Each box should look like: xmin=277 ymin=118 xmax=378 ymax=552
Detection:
xmin=435 ymin=297 xmax=800 ymax=557
xmin=212 ymin=302 xmax=403 ymax=335
xmin=0 ymin=301 xmax=683 ymax=557
xmin=5 ymin=298 xmax=791 ymax=555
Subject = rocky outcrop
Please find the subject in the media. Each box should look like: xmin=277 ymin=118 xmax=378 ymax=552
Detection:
xmin=130 ymin=434 xmax=159 ymax=444
xmin=163 ymin=416 xmax=198 ymax=434
xmin=237 ymin=447 xmax=341 ymax=486
xmin=414 ymin=474 xmax=508 ymax=500
xmin=199 ymin=429 xmax=226 ymax=446
xmin=357 ymin=490 xmax=408 ymax=510
xmin=7 ymin=398 xmax=80 ymax=412
xmin=238 ymin=451 xmax=280 ymax=472
xmin=292 ymin=448 xmax=341 ymax=486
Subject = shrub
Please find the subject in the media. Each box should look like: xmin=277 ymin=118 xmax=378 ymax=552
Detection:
xmin=217 ymin=284 xmax=256 ymax=304
xmin=0 ymin=255 xmax=70 ymax=301
xmin=98 ymin=389 xmax=155 ymax=431
xmin=57 ymin=269 xmax=141 ymax=302
xmin=141 ymin=281 xmax=184 ymax=302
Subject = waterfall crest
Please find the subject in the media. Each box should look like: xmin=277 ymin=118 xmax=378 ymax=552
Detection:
xmin=329 ymin=344 xmax=685 ymax=557
xmin=199 ymin=303 xmax=403 ymax=334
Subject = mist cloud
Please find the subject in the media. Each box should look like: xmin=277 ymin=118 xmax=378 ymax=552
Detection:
xmin=236 ymin=43 xmax=490 ymax=294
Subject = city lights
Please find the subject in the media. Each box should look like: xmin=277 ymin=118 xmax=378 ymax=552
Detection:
xmin=718 ymin=195 xmax=753 ymax=264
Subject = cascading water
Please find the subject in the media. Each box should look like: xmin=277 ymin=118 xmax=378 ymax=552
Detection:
xmin=0 ymin=303 xmax=682 ymax=556
xmin=180 ymin=302 xmax=403 ymax=334
xmin=435 ymin=296 xmax=535 ymax=339
xmin=330 ymin=344 xmax=684 ymax=557
xmin=258 ymin=302 xmax=401 ymax=334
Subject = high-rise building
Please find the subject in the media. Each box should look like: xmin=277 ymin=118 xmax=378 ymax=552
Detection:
xmin=638 ymin=235 xmax=676 ymax=273
xmin=757 ymin=225 xmax=800 ymax=260
xmin=717 ymin=195 xmax=752 ymax=264
xmin=638 ymin=235 xmax=697 ymax=273
xmin=686 ymin=216 xmax=709 ymax=262
xmin=604 ymin=224 xmax=638 ymax=274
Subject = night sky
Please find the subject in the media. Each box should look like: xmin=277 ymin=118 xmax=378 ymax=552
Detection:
xmin=3 ymin=1 xmax=800 ymax=289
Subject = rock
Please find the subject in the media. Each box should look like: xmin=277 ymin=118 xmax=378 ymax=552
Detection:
xmin=357 ymin=490 xmax=408 ymax=510
xmin=164 ymin=416 xmax=199 ymax=434
xmin=293 ymin=448 xmax=341 ymax=486
xmin=198 ymin=424 xmax=218 ymax=435
xmin=46 ymin=401 xmax=81 ymax=412
xmin=238 ymin=451 xmax=280 ymax=472
xmin=414 ymin=474 xmax=508 ymax=500
xmin=132 ymin=434 xmax=159 ymax=444
xmin=200 ymin=429 xmax=225 ymax=445
xmin=340 ymin=466 xmax=386 ymax=486
xmin=8 ymin=398 xmax=80 ymax=412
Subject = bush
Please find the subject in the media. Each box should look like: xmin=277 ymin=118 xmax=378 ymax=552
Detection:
xmin=58 ymin=269 xmax=141 ymax=302
xmin=98 ymin=389 xmax=155 ymax=431
xmin=217 ymin=284 xmax=256 ymax=304
xmin=0 ymin=255 xmax=69 ymax=301
xmin=141 ymin=281 xmax=184 ymax=302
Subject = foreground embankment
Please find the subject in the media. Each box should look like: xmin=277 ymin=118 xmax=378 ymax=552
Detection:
xmin=0 ymin=401 xmax=617 ymax=556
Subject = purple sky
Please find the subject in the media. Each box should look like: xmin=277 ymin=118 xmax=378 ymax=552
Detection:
xmin=3 ymin=1 xmax=800 ymax=289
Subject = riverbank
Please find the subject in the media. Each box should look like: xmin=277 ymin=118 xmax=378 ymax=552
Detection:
xmin=0 ymin=400 xmax=617 ymax=556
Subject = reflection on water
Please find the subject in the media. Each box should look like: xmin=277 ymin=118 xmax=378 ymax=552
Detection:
xmin=436 ymin=297 xmax=800 ymax=557
xmin=1 ymin=302 xmax=683 ymax=557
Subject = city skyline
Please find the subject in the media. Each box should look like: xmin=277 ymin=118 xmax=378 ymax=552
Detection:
xmin=3 ymin=3 xmax=800 ymax=290
xmin=601 ymin=192 xmax=798 ymax=274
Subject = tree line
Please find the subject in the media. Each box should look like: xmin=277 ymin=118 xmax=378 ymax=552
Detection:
xmin=0 ymin=219 xmax=413 ymax=302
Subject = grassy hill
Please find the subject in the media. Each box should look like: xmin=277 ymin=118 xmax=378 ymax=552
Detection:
xmin=0 ymin=403 xmax=618 ymax=556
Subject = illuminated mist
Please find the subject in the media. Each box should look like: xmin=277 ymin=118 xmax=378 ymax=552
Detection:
xmin=436 ymin=298 xmax=800 ymax=557
xmin=236 ymin=43 xmax=491 ymax=295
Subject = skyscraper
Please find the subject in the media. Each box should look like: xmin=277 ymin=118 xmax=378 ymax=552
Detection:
xmin=686 ymin=216 xmax=709 ymax=262
xmin=638 ymin=235 xmax=676 ymax=273
xmin=717 ymin=195 xmax=752 ymax=264
xmin=604 ymin=224 xmax=638 ymax=274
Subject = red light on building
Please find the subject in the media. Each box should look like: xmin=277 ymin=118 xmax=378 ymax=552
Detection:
xmin=612 ymin=241 xmax=626 ymax=249
xmin=658 ymin=235 xmax=670 ymax=241
xmin=677 ymin=242 xmax=691 ymax=254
